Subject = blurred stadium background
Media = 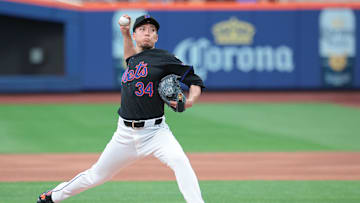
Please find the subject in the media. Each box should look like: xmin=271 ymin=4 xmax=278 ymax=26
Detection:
xmin=1 ymin=0 xmax=360 ymax=203
xmin=1 ymin=0 xmax=360 ymax=92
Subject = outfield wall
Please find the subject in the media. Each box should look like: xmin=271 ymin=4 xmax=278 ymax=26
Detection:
xmin=0 ymin=1 xmax=359 ymax=92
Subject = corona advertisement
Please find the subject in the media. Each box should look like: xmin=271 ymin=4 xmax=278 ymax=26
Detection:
xmin=171 ymin=14 xmax=296 ymax=89
xmin=319 ymin=8 xmax=356 ymax=88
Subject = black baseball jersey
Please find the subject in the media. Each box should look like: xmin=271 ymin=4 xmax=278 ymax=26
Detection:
xmin=118 ymin=48 xmax=205 ymax=120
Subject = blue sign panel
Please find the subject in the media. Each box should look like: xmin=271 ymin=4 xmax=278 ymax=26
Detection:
xmin=147 ymin=11 xmax=299 ymax=89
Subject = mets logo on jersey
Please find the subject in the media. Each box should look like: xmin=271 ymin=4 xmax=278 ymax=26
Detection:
xmin=122 ymin=61 xmax=149 ymax=84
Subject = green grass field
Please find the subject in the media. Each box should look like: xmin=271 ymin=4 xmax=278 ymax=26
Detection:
xmin=0 ymin=103 xmax=359 ymax=153
xmin=1 ymin=181 xmax=360 ymax=203
xmin=1 ymin=102 xmax=360 ymax=203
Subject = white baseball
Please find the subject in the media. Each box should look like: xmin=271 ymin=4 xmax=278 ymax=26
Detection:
xmin=119 ymin=16 xmax=130 ymax=26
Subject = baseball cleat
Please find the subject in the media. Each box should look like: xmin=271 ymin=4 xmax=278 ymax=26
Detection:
xmin=37 ymin=190 xmax=54 ymax=203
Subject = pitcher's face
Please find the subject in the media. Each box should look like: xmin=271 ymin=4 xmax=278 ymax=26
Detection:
xmin=133 ymin=24 xmax=158 ymax=50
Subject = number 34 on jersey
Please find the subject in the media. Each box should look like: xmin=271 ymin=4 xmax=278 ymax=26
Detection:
xmin=122 ymin=61 xmax=154 ymax=97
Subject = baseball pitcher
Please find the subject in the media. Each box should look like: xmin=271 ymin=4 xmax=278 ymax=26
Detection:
xmin=37 ymin=14 xmax=205 ymax=203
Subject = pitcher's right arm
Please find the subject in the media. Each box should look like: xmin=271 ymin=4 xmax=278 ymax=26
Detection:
xmin=118 ymin=15 xmax=136 ymax=61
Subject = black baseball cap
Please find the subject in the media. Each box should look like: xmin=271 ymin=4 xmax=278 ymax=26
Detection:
xmin=132 ymin=14 xmax=160 ymax=32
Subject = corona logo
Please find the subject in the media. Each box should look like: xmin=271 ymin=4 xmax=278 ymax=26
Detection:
xmin=212 ymin=17 xmax=255 ymax=45
xmin=329 ymin=55 xmax=347 ymax=72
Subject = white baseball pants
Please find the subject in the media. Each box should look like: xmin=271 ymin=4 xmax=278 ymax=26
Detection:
xmin=51 ymin=116 xmax=204 ymax=203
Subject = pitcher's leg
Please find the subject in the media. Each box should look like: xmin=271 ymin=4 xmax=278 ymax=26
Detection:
xmin=152 ymin=126 xmax=204 ymax=203
xmin=51 ymin=133 xmax=138 ymax=202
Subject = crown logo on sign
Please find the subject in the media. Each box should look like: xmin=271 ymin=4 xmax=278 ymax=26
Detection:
xmin=329 ymin=55 xmax=347 ymax=72
xmin=212 ymin=17 xmax=255 ymax=45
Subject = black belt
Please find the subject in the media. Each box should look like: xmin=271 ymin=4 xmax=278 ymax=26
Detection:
xmin=123 ymin=118 xmax=163 ymax=129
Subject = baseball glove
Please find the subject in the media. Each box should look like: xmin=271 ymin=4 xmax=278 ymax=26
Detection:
xmin=158 ymin=74 xmax=186 ymax=112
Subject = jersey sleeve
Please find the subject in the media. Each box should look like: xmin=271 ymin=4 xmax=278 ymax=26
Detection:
xmin=167 ymin=64 xmax=204 ymax=88
xmin=151 ymin=49 xmax=205 ymax=88
xmin=164 ymin=56 xmax=205 ymax=88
